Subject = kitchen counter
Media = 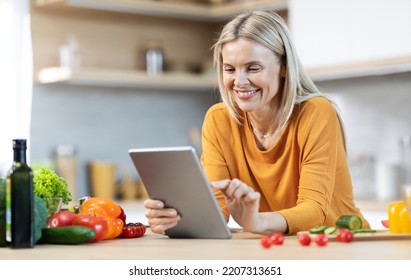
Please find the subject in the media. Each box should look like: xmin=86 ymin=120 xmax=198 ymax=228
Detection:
xmin=1 ymin=228 xmax=411 ymax=260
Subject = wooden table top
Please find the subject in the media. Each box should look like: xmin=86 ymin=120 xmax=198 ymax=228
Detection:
xmin=1 ymin=228 xmax=411 ymax=260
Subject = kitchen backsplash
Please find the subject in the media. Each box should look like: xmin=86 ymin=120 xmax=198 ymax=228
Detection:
xmin=30 ymin=71 xmax=411 ymax=199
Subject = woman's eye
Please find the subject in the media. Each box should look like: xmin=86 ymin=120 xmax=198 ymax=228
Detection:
xmin=248 ymin=66 xmax=260 ymax=72
xmin=224 ymin=68 xmax=235 ymax=73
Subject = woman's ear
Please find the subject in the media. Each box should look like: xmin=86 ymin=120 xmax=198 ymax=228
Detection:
xmin=281 ymin=64 xmax=286 ymax=78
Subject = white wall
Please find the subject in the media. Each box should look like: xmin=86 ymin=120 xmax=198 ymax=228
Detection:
xmin=318 ymin=72 xmax=411 ymax=200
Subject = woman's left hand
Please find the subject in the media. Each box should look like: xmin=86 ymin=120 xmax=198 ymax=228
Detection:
xmin=211 ymin=178 xmax=261 ymax=232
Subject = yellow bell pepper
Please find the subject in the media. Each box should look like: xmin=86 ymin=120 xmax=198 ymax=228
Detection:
xmin=388 ymin=200 xmax=411 ymax=234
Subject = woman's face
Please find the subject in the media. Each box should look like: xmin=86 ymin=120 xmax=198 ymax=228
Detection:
xmin=221 ymin=38 xmax=283 ymax=116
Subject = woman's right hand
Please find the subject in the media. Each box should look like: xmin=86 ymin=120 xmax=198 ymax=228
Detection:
xmin=143 ymin=199 xmax=181 ymax=235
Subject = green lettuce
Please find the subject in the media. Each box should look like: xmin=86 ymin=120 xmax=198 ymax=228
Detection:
xmin=33 ymin=167 xmax=72 ymax=205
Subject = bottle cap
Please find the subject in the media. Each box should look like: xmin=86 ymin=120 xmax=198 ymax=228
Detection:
xmin=12 ymin=139 xmax=27 ymax=149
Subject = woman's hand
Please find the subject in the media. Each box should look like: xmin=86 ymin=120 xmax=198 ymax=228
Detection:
xmin=211 ymin=178 xmax=288 ymax=235
xmin=211 ymin=178 xmax=261 ymax=232
xmin=143 ymin=199 xmax=181 ymax=235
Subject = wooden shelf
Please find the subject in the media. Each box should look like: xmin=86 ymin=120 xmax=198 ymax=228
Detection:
xmin=308 ymin=55 xmax=411 ymax=82
xmin=34 ymin=0 xmax=288 ymax=21
xmin=37 ymin=67 xmax=218 ymax=91
xmin=37 ymin=55 xmax=411 ymax=91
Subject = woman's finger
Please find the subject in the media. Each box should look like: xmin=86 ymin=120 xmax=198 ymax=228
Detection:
xmin=143 ymin=199 xmax=164 ymax=209
xmin=145 ymin=208 xmax=178 ymax=219
xmin=210 ymin=179 xmax=231 ymax=190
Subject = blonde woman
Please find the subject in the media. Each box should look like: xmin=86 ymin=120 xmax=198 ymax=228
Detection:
xmin=145 ymin=10 xmax=370 ymax=235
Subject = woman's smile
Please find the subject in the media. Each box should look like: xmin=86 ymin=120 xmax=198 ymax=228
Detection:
xmin=234 ymin=89 xmax=260 ymax=99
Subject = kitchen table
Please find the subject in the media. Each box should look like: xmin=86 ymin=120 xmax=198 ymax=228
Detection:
xmin=1 ymin=228 xmax=410 ymax=260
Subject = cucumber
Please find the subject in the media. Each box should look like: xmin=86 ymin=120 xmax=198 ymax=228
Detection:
xmin=324 ymin=226 xmax=337 ymax=235
xmin=351 ymin=229 xmax=377 ymax=234
xmin=336 ymin=215 xmax=362 ymax=230
xmin=39 ymin=226 xmax=95 ymax=245
xmin=309 ymin=225 xmax=328 ymax=234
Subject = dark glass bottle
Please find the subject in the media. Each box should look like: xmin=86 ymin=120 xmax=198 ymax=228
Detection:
xmin=0 ymin=177 xmax=6 ymax=247
xmin=6 ymin=139 xmax=34 ymax=248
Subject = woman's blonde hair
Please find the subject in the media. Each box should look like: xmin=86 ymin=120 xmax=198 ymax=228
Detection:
xmin=212 ymin=10 xmax=345 ymax=146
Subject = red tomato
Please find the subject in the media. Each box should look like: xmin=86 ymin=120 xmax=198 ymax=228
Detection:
xmin=122 ymin=226 xmax=136 ymax=238
xmin=260 ymin=235 xmax=272 ymax=249
xmin=72 ymin=215 xmax=109 ymax=243
xmin=48 ymin=210 xmax=77 ymax=228
xmin=271 ymin=233 xmax=284 ymax=245
xmin=381 ymin=219 xmax=389 ymax=228
xmin=337 ymin=229 xmax=354 ymax=243
xmin=315 ymin=233 xmax=328 ymax=246
xmin=298 ymin=233 xmax=311 ymax=246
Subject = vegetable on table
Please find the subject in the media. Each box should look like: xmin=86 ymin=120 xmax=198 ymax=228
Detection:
xmin=72 ymin=215 xmax=108 ymax=243
xmin=38 ymin=226 xmax=95 ymax=245
xmin=34 ymin=195 xmax=49 ymax=243
xmin=315 ymin=233 xmax=328 ymax=246
xmin=336 ymin=215 xmax=362 ymax=230
xmin=77 ymin=197 xmax=124 ymax=239
xmin=48 ymin=210 xmax=77 ymax=228
xmin=118 ymin=222 xmax=146 ymax=239
xmin=336 ymin=228 xmax=354 ymax=242
xmin=309 ymin=225 xmax=328 ymax=234
xmin=260 ymin=235 xmax=272 ymax=249
xmin=298 ymin=233 xmax=311 ymax=246
xmin=388 ymin=200 xmax=411 ymax=234
xmin=33 ymin=167 xmax=72 ymax=216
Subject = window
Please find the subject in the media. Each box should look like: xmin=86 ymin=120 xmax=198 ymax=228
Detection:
xmin=0 ymin=0 xmax=32 ymax=175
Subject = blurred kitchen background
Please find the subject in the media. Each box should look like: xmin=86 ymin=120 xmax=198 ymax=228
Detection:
xmin=1 ymin=0 xmax=411 ymax=214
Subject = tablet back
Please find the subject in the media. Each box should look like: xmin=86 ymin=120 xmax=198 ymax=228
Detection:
xmin=128 ymin=146 xmax=232 ymax=239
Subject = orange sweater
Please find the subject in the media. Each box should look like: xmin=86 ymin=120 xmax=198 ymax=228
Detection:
xmin=200 ymin=97 xmax=370 ymax=234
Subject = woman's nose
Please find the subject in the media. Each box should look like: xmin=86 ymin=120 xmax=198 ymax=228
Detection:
xmin=234 ymin=70 xmax=249 ymax=87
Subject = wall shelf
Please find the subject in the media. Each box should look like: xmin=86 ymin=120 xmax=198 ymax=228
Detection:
xmin=37 ymin=55 xmax=411 ymax=91
xmin=37 ymin=67 xmax=218 ymax=91
xmin=34 ymin=0 xmax=288 ymax=21
xmin=309 ymin=55 xmax=411 ymax=82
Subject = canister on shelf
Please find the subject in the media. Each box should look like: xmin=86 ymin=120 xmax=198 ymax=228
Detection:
xmin=145 ymin=41 xmax=164 ymax=75
xmin=54 ymin=145 xmax=77 ymax=203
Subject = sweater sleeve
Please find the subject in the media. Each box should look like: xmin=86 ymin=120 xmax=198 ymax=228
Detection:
xmin=200 ymin=104 xmax=231 ymax=221
xmin=278 ymin=99 xmax=342 ymax=234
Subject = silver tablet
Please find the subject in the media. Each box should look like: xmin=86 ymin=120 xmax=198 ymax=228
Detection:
xmin=128 ymin=146 xmax=232 ymax=239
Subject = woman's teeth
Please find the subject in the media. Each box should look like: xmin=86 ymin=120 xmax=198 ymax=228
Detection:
xmin=237 ymin=90 xmax=257 ymax=97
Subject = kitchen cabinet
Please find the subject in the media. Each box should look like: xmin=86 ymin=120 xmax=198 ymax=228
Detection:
xmin=289 ymin=0 xmax=411 ymax=81
xmin=32 ymin=0 xmax=287 ymax=91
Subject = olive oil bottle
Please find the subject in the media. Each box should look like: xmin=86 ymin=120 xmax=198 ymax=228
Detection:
xmin=0 ymin=177 xmax=6 ymax=247
xmin=6 ymin=139 xmax=35 ymax=248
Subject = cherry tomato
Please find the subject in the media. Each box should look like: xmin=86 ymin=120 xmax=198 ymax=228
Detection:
xmin=271 ymin=233 xmax=284 ymax=245
xmin=260 ymin=235 xmax=272 ymax=249
xmin=315 ymin=233 xmax=328 ymax=246
xmin=336 ymin=229 xmax=354 ymax=243
xmin=381 ymin=219 xmax=389 ymax=228
xmin=298 ymin=233 xmax=311 ymax=246
xmin=119 ymin=222 xmax=146 ymax=239
xmin=122 ymin=226 xmax=136 ymax=238
xmin=48 ymin=210 xmax=77 ymax=228
xmin=72 ymin=215 xmax=109 ymax=243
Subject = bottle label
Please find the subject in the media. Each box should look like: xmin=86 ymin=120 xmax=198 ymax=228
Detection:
xmin=5 ymin=178 xmax=11 ymax=243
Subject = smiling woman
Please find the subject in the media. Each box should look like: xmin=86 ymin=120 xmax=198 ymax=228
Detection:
xmin=0 ymin=0 xmax=33 ymax=175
